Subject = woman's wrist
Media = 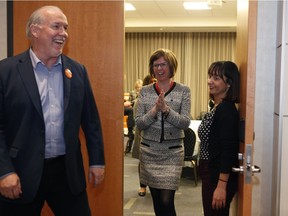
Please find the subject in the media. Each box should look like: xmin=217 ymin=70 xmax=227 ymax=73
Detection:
xmin=151 ymin=106 xmax=158 ymax=119
xmin=163 ymin=106 xmax=170 ymax=118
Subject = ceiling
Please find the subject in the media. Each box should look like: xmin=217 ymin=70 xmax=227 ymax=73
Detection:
xmin=125 ymin=0 xmax=237 ymax=32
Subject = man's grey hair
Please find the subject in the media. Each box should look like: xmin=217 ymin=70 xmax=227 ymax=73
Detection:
xmin=26 ymin=6 xmax=63 ymax=38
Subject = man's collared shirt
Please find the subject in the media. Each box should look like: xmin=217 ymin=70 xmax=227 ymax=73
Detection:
xmin=30 ymin=49 xmax=65 ymax=159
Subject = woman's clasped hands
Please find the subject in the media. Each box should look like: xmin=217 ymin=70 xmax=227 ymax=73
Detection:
xmin=156 ymin=90 xmax=168 ymax=113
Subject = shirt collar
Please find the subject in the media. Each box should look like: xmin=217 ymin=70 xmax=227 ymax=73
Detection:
xmin=29 ymin=48 xmax=62 ymax=69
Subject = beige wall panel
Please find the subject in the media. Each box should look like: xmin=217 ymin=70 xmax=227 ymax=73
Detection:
xmin=13 ymin=1 xmax=124 ymax=216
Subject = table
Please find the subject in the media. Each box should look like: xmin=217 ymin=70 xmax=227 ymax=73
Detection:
xmin=189 ymin=120 xmax=201 ymax=156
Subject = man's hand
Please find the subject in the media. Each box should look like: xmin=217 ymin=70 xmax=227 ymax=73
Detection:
xmin=124 ymin=101 xmax=132 ymax=108
xmin=0 ymin=173 xmax=22 ymax=199
xmin=88 ymin=167 xmax=105 ymax=187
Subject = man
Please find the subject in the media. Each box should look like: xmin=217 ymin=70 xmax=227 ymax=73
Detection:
xmin=0 ymin=6 xmax=105 ymax=215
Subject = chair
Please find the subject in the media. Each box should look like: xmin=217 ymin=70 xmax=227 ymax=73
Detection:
xmin=183 ymin=128 xmax=198 ymax=186
xmin=123 ymin=115 xmax=128 ymax=136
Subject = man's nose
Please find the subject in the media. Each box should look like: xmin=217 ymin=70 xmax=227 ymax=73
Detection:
xmin=59 ymin=26 xmax=68 ymax=35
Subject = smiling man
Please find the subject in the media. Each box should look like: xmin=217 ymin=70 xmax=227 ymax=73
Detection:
xmin=0 ymin=6 xmax=105 ymax=216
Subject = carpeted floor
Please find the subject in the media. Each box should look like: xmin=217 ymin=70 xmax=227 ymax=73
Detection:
xmin=123 ymin=137 xmax=204 ymax=216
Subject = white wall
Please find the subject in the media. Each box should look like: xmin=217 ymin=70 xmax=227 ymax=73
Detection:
xmin=0 ymin=1 xmax=7 ymax=60
xmin=274 ymin=1 xmax=288 ymax=215
xmin=254 ymin=0 xmax=288 ymax=215
xmin=253 ymin=1 xmax=277 ymax=215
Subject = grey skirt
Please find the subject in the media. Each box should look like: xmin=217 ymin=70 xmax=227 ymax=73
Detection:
xmin=139 ymin=141 xmax=184 ymax=190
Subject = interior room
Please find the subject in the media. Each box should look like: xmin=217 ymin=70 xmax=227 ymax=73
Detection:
xmin=123 ymin=1 xmax=237 ymax=215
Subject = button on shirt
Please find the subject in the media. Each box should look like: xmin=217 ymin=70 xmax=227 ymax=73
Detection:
xmin=30 ymin=49 xmax=65 ymax=158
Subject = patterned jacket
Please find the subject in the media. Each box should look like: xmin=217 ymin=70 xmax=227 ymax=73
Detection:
xmin=135 ymin=82 xmax=191 ymax=143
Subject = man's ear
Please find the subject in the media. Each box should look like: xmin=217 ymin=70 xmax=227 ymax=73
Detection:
xmin=30 ymin=24 xmax=40 ymax=38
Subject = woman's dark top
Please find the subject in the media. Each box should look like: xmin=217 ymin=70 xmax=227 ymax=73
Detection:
xmin=198 ymin=100 xmax=239 ymax=183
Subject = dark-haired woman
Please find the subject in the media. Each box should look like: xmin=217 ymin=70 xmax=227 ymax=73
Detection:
xmin=198 ymin=61 xmax=240 ymax=216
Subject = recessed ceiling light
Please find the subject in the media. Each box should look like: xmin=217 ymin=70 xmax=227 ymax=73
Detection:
xmin=125 ymin=3 xmax=136 ymax=11
xmin=183 ymin=2 xmax=211 ymax=10
xmin=207 ymin=0 xmax=222 ymax=7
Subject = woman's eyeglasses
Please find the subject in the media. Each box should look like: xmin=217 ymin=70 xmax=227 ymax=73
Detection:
xmin=153 ymin=62 xmax=168 ymax=69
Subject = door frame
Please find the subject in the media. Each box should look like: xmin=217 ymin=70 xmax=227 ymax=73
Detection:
xmin=235 ymin=0 xmax=258 ymax=215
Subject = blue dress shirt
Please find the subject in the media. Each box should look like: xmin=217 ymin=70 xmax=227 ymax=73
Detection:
xmin=30 ymin=49 xmax=65 ymax=158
